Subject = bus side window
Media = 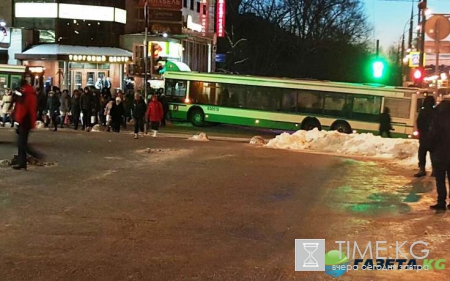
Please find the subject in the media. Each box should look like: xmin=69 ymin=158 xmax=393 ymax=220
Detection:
xmin=298 ymin=91 xmax=323 ymax=114
xmin=281 ymin=90 xmax=297 ymax=112
xmin=351 ymin=96 xmax=381 ymax=122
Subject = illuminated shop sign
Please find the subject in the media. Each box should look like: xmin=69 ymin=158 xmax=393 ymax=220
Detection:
xmin=146 ymin=42 xmax=182 ymax=59
xmin=15 ymin=3 xmax=127 ymax=24
xmin=15 ymin=3 xmax=58 ymax=18
xmin=187 ymin=15 xmax=202 ymax=32
xmin=216 ymin=0 xmax=226 ymax=37
xmin=68 ymin=55 xmax=130 ymax=63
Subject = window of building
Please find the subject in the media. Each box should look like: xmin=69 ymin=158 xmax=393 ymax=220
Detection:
xmin=197 ymin=1 xmax=200 ymax=12
xmin=190 ymin=0 xmax=194 ymax=10
xmin=203 ymin=4 xmax=207 ymax=15
xmin=183 ymin=0 xmax=188 ymax=8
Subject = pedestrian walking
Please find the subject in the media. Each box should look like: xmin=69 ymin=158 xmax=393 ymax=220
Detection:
xmin=80 ymin=87 xmax=92 ymax=131
xmin=104 ymin=97 xmax=114 ymax=132
xmin=110 ymin=97 xmax=124 ymax=133
xmin=159 ymin=91 xmax=169 ymax=127
xmin=429 ymin=100 xmax=450 ymax=211
xmin=59 ymin=89 xmax=70 ymax=128
xmin=2 ymin=88 xmax=13 ymax=127
xmin=379 ymin=107 xmax=393 ymax=138
xmin=132 ymin=93 xmax=147 ymax=139
xmin=71 ymin=90 xmax=81 ymax=130
xmin=146 ymin=94 xmax=164 ymax=137
xmin=414 ymin=95 xmax=436 ymax=177
xmin=46 ymin=91 xmax=61 ymax=131
xmin=12 ymin=78 xmax=40 ymax=170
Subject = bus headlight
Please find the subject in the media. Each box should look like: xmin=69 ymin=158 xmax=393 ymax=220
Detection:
xmin=184 ymin=98 xmax=190 ymax=103
xmin=413 ymin=131 xmax=419 ymax=137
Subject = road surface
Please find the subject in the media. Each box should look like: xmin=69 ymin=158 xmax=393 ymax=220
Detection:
xmin=0 ymin=126 xmax=447 ymax=280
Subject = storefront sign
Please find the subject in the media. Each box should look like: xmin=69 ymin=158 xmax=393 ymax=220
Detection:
xmin=15 ymin=3 xmax=126 ymax=24
xmin=201 ymin=0 xmax=208 ymax=36
xmin=149 ymin=22 xmax=182 ymax=34
xmin=216 ymin=0 xmax=226 ymax=37
xmin=187 ymin=15 xmax=202 ymax=32
xmin=68 ymin=55 xmax=130 ymax=63
xmin=140 ymin=0 xmax=182 ymax=10
xmin=149 ymin=10 xmax=182 ymax=22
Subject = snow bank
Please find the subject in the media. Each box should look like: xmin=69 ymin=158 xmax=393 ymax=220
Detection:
xmin=249 ymin=136 xmax=266 ymax=145
xmin=266 ymin=129 xmax=423 ymax=168
xmin=35 ymin=121 xmax=45 ymax=129
xmin=189 ymin=132 xmax=210 ymax=141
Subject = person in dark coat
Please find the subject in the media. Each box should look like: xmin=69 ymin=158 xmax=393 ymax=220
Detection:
xmin=428 ymin=100 xmax=450 ymax=211
xmin=132 ymin=93 xmax=147 ymax=139
xmin=71 ymin=90 xmax=81 ymax=130
xmin=159 ymin=92 xmax=169 ymax=127
xmin=46 ymin=91 xmax=61 ymax=131
xmin=379 ymin=107 xmax=393 ymax=138
xmin=80 ymin=87 xmax=92 ymax=131
xmin=36 ymin=88 xmax=47 ymax=122
xmin=414 ymin=95 xmax=436 ymax=177
xmin=110 ymin=97 xmax=124 ymax=133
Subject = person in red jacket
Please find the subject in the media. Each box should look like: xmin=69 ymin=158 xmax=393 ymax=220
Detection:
xmin=12 ymin=78 xmax=38 ymax=170
xmin=146 ymin=95 xmax=164 ymax=137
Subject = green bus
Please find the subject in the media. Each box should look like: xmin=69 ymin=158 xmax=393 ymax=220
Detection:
xmin=164 ymin=71 xmax=425 ymax=137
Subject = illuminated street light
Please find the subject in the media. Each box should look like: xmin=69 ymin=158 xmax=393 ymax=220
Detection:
xmin=0 ymin=21 xmax=6 ymax=27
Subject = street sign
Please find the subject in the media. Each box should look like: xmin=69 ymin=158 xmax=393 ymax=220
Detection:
xmin=148 ymin=9 xmax=182 ymax=22
xmin=215 ymin=54 xmax=226 ymax=63
xmin=425 ymin=15 xmax=450 ymax=41
xmin=409 ymin=52 xmax=425 ymax=67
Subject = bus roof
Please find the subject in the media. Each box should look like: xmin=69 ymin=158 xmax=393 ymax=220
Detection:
xmin=164 ymin=71 xmax=418 ymax=98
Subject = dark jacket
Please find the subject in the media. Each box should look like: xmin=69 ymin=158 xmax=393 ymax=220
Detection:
xmin=71 ymin=95 xmax=81 ymax=114
xmin=80 ymin=92 xmax=92 ymax=112
xmin=91 ymin=93 xmax=100 ymax=113
xmin=110 ymin=102 xmax=125 ymax=123
xmin=379 ymin=111 xmax=393 ymax=132
xmin=416 ymin=96 xmax=436 ymax=139
xmin=132 ymin=98 xmax=147 ymax=119
xmin=429 ymin=100 xmax=450 ymax=166
xmin=47 ymin=95 xmax=61 ymax=116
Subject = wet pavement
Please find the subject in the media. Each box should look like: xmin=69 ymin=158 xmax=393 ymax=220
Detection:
xmin=0 ymin=125 xmax=448 ymax=280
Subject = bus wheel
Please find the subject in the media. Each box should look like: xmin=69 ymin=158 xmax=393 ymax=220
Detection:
xmin=331 ymin=121 xmax=352 ymax=134
xmin=301 ymin=118 xmax=322 ymax=131
xmin=189 ymin=108 xmax=205 ymax=127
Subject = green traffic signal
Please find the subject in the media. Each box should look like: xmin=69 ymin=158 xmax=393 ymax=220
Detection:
xmin=372 ymin=61 xmax=385 ymax=78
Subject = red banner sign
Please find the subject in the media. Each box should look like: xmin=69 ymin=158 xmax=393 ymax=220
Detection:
xmin=201 ymin=0 xmax=208 ymax=36
xmin=216 ymin=0 xmax=225 ymax=37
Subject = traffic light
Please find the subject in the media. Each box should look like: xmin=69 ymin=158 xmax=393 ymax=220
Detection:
xmin=413 ymin=68 xmax=423 ymax=86
xmin=372 ymin=59 xmax=386 ymax=79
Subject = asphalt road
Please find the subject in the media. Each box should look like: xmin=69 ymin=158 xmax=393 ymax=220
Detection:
xmin=0 ymin=126 xmax=448 ymax=280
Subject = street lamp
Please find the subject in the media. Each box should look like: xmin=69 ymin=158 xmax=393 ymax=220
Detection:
xmin=0 ymin=21 xmax=6 ymax=27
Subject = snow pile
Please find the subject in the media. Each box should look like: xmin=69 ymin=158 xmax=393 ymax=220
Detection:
xmin=90 ymin=124 xmax=101 ymax=132
xmin=189 ymin=132 xmax=209 ymax=141
xmin=249 ymin=136 xmax=266 ymax=145
xmin=35 ymin=121 xmax=45 ymax=129
xmin=266 ymin=129 xmax=421 ymax=166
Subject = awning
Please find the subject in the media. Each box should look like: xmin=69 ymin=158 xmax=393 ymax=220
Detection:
xmin=15 ymin=44 xmax=132 ymax=63
xmin=162 ymin=61 xmax=191 ymax=73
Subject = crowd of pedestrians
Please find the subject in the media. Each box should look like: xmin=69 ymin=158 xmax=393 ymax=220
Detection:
xmin=1 ymin=84 xmax=169 ymax=137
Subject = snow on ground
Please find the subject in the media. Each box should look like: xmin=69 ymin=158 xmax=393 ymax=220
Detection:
xmin=189 ymin=132 xmax=210 ymax=141
xmin=266 ymin=129 xmax=429 ymax=168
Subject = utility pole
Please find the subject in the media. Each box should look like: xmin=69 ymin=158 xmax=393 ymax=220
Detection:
xmin=418 ymin=0 xmax=427 ymax=87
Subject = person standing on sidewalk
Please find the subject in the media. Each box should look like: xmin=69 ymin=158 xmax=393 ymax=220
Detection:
xmin=46 ymin=91 xmax=61 ymax=131
xmin=80 ymin=87 xmax=92 ymax=131
xmin=71 ymin=90 xmax=81 ymax=130
xmin=2 ymin=88 xmax=13 ymax=127
xmin=414 ymin=95 xmax=436 ymax=177
xmin=132 ymin=93 xmax=147 ymax=139
xmin=59 ymin=89 xmax=70 ymax=128
xmin=429 ymin=100 xmax=450 ymax=211
xmin=12 ymin=78 xmax=38 ymax=170
xmin=146 ymin=94 xmax=164 ymax=137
